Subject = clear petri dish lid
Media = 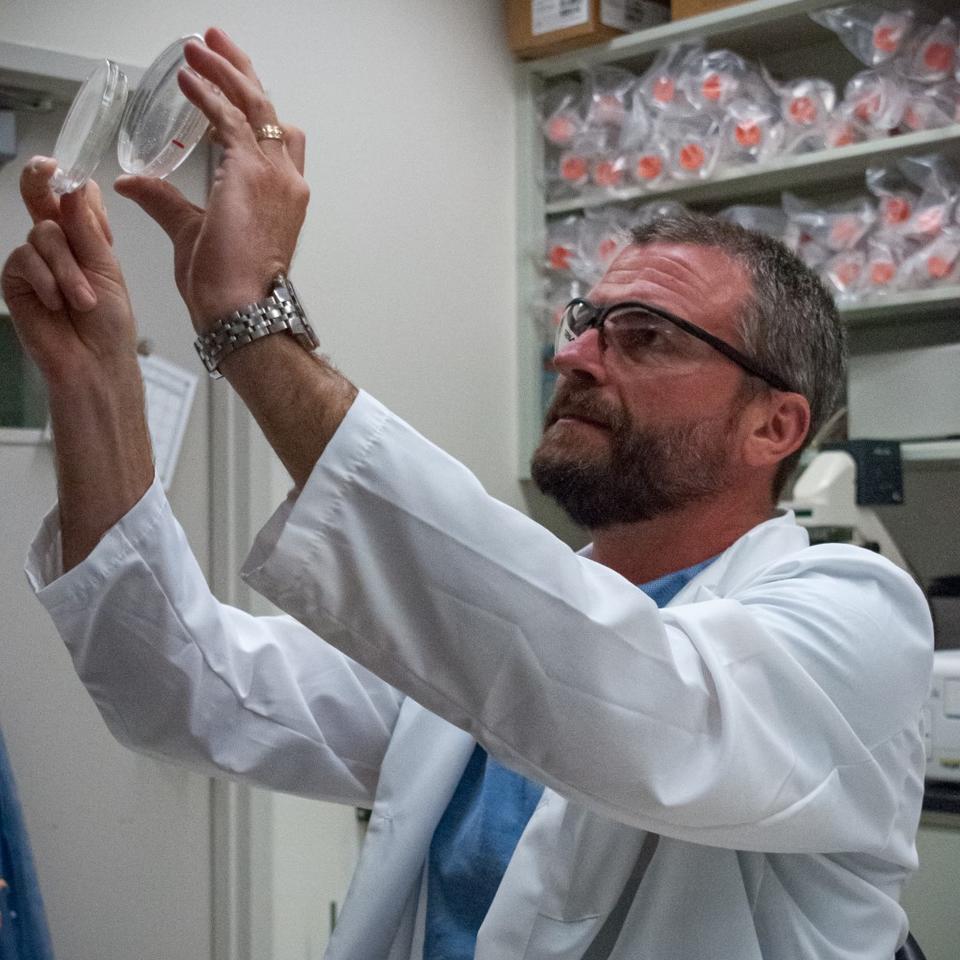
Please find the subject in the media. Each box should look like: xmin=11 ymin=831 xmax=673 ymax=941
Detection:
xmin=117 ymin=35 xmax=209 ymax=179
xmin=51 ymin=59 xmax=128 ymax=195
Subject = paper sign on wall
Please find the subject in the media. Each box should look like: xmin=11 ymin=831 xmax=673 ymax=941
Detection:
xmin=138 ymin=354 xmax=197 ymax=491
xmin=532 ymin=0 xmax=589 ymax=35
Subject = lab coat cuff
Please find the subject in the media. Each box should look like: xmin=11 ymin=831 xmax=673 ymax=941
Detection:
xmin=25 ymin=474 xmax=169 ymax=611
xmin=242 ymin=389 xmax=392 ymax=600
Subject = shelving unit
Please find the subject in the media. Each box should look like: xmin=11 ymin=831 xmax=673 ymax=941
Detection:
xmin=515 ymin=0 xmax=960 ymax=476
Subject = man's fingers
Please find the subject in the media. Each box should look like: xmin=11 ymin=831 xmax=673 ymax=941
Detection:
xmin=85 ymin=179 xmax=114 ymax=246
xmin=27 ymin=219 xmax=98 ymax=312
xmin=3 ymin=242 xmax=67 ymax=313
xmin=183 ymin=38 xmax=276 ymax=128
xmin=203 ymin=27 xmax=264 ymax=90
xmin=114 ymin=175 xmax=202 ymax=241
xmin=176 ymin=66 xmax=259 ymax=152
xmin=58 ymin=188 xmax=116 ymax=277
xmin=284 ymin=125 xmax=306 ymax=176
xmin=20 ymin=156 xmax=61 ymax=224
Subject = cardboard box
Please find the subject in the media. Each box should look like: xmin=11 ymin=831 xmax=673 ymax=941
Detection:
xmin=670 ymin=0 xmax=746 ymax=21
xmin=507 ymin=0 xmax=669 ymax=60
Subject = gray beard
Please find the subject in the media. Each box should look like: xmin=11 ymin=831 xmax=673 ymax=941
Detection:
xmin=531 ymin=383 xmax=735 ymax=530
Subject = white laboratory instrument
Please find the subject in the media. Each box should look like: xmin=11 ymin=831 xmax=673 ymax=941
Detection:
xmin=784 ymin=449 xmax=960 ymax=783
xmin=782 ymin=449 xmax=909 ymax=571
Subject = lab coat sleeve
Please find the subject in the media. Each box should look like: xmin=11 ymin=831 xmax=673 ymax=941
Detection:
xmin=242 ymin=392 xmax=933 ymax=855
xmin=25 ymin=476 xmax=403 ymax=807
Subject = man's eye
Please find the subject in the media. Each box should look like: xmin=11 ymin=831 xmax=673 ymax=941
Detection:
xmin=608 ymin=316 xmax=674 ymax=355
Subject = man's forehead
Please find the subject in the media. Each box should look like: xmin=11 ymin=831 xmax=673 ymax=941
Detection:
xmin=592 ymin=242 xmax=749 ymax=330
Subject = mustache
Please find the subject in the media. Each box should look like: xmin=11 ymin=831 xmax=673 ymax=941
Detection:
xmin=544 ymin=384 xmax=624 ymax=431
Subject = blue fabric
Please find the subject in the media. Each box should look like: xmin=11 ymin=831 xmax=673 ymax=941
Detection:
xmin=0 ymin=728 xmax=55 ymax=960
xmin=423 ymin=557 xmax=715 ymax=959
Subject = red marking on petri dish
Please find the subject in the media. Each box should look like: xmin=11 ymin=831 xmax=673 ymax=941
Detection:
xmin=928 ymin=255 xmax=951 ymax=279
xmin=172 ymin=139 xmax=186 ymax=149
xmin=549 ymin=245 xmax=572 ymax=270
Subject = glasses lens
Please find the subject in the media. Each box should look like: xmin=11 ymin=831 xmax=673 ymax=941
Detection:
xmin=555 ymin=301 xmax=586 ymax=353
xmin=604 ymin=306 xmax=706 ymax=366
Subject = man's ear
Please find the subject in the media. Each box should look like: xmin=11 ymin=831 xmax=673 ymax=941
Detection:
xmin=741 ymin=392 xmax=811 ymax=470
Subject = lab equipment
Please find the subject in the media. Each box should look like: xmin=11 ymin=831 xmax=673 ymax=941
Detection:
xmin=783 ymin=447 xmax=910 ymax=571
xmin=51 ymin=35 xmax=208 ymax=194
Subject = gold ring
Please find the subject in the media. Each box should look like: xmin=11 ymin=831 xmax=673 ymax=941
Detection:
xmin=255 ymin=123 xmax=284 ymax=142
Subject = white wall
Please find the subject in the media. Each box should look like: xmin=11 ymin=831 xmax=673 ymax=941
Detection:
xmin=2 ymin=2 xmax=519 ymax=958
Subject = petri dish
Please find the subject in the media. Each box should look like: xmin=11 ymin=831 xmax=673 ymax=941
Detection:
xmin=51 ymin=59 xmax=128 ymax=195
xmin=116 ymin=35 xmax=209 ymax=179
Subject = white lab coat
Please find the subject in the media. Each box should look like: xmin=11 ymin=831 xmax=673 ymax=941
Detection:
xmin=27 ymin=391 xmax=933 ymax=960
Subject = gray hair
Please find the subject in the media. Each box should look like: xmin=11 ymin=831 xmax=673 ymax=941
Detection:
xmin=629 ymin=213 xmax=846 ymax=498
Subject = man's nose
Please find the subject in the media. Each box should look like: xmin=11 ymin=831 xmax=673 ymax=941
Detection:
xmin=551 ymin=326 xmax=607 ymax=383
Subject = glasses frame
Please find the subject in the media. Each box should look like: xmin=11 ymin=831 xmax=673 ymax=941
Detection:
xmin=556 ymin=298 xmax=793 ymax=393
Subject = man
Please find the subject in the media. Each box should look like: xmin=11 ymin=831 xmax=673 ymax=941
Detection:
xmin=3 ymin=28 xmax=933 ymax=960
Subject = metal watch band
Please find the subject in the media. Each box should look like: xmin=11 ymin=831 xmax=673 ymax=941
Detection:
xmin=194 ymin=274 xmax=319 ymax=379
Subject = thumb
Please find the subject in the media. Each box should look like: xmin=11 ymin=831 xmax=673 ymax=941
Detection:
xmin=114 ymin=175 xmax=202 ymax=241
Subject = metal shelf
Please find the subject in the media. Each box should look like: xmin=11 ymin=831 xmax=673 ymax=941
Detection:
xmin=545 ymin=126 xmax=960 ymax=216
xmin=526 ymin=0 xmax=958 ymax=77
xmin=528 ymin=0 xmax=843 ymax=78
xmin=840 ymin=286 xmax=960 ymax=328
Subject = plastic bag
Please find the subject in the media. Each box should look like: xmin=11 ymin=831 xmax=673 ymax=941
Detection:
xmin=825 ymin=114 xmax=876 ymax=148
xmin=534 ymin=275 xmax=588 ymax=343
xmin=577 ymin=207 xmax=634 ymax=282
xmin=591 ymin=151 xmax=628 ymax=191
xmin=659 ymin=111 xmax=723 ymax=180
xmin=842 ymin=67 xmax=909 ymax=131
xmin=765 ymin=69 xmax=837 ymax=152
xmin=898 ymin=229 xmax=960 ymax=288
xmin=821 ymin=248 xmax=867 ymax=301
xmin=557 ymin=129 xmax=606 ymax=190
xmin=584 ymin=66 xmax=637 ymax=131
xmin=538 ymin=80 xmax=585 ymax=147
xmin=628 ymin=142 xmax=669 ymax=188
xmin=862 ymin=234 xmax=911 ymax=294
xmin=718 ymin=205 xmax=788 ymax=240
xmin=810 ymin=4 xmax=916 ymax=67
xmin=720 ymin=98 xmax=785 ymax=166
xmin=631 ymin=199 xmax=690 ymax=229
xmin=866 ymin=164 xmax=921 ymax=233
xmin=783 ymin=192 xmax=876 ymax=252
xmin=896 ymin=155 xmax=959 ymax=240
xmin=636 ymin=42 xmax=703 ymax=112
xmin=896 ymin=17 xmax=958 ymax=84
xmin=900 ymin=80 xmax=960 ymax=131
xmin=545 ymin=216 xmax=582 ymax=273
xmin=680 ymin=49 xmax=755 ymax=111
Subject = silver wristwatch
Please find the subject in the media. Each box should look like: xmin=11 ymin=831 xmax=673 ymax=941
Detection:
xmin=194 ymin=274 xmax=320 ymax=379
